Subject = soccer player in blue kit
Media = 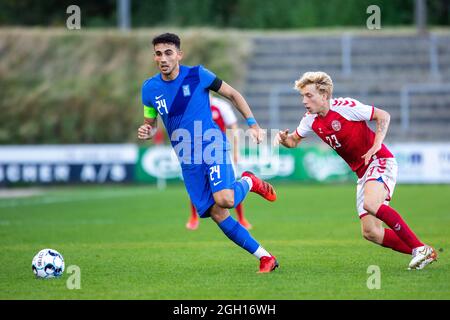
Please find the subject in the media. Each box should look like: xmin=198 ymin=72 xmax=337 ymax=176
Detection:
xmin=137 ymin=33 xmax=278 ymax=273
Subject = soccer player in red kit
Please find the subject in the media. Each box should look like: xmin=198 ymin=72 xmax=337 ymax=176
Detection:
xmin=274 ymin=71 xmax=437 ymax=270
xmin=186 ymin=95 xmax=252 ymax=230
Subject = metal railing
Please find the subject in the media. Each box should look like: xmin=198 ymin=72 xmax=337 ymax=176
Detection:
xmin=340 ymin=33 xmax=442 ymax=78
xmin=400 ymin=83 xmax=450 ymax=131
xmin=261 ymin=34 xmax=449 ymax=133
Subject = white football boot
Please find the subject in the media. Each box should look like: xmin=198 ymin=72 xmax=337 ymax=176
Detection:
xmin=408 ymin=245 xmax=438 ymax=270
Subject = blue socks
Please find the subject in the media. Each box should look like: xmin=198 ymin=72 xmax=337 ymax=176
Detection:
xmin=218 ymin=216 xmax=259 ymax=254
xmin=232 ymin=179 xmax=250 ymax=208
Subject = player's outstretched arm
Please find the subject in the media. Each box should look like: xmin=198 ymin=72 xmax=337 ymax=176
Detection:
xmin=273 ymin=129 xmax=302 ymax=148
xmin=137 ymin=117 xmax=158 ymax=140
xmin=361 ymin=107 xmax=390 ymax=164
xmin=217 ymin=81 xmax=253 ymax=119
xmin=217 ymin=81 xmax=264 ymax=143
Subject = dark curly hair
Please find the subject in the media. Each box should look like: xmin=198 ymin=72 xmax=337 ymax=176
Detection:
xmin=152 ymin=33 xmax=181 ymax=49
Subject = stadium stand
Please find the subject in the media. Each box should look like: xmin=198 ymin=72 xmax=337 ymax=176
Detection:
xmin=244 ymin=33 xmax=450 ymax=141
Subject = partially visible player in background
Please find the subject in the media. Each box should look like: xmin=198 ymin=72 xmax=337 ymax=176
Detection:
xmin=186 ymin=95 xmax=252 ymax=230
xmin=274 ymin=71 xmax=438 ymax=270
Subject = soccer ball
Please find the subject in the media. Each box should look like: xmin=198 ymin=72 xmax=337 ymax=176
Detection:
xmin=31 ymin=248 xmax=65 ymax=279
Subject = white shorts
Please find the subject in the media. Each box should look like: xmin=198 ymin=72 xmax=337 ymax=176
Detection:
xmin=356 ymin=158 xmax=398 ymax=218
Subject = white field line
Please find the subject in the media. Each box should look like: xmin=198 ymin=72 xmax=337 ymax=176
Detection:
xmin=0 ymin=189 xmax=156 ymax=208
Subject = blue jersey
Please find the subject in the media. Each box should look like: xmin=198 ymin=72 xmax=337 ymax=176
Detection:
xmin=142 ymin=65 xmax=229 ymax=166
xmin=142 ymin=65 xmax=242 ymax=216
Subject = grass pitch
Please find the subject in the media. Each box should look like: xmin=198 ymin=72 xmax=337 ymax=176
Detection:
xmin=0 ymin=183 xmax=449 ymax=299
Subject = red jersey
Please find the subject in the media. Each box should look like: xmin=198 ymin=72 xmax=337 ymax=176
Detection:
xmin=295 ymin=97 xmax=394 ymax=178
xmin=211 ymin=105 xmax=226 ymax=132
xmin=210 ymin=97 xmax=237 ymax=133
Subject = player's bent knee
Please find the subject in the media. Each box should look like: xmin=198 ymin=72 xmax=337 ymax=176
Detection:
xmin=213 ymin=192 xmax=234 ymax=209
xmin=362 ymin=230 xmax=377 ymax=242
xmin=209 ymin=205 xmax=229 ymax=223
xmin=362 ymin=227 xmax=382 ymax=243
xmin=363 ymin=201 xmax=381 ymax=215
xmin=215 ymin=198 xmax=234 ymax=209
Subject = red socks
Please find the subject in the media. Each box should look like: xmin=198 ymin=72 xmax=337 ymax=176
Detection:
xmin=382 ymin=228 xmax=412 ymax=254
xmin=190 ymin=202 xmax=198 ymax=220
xmin=235 ymin=203 xmax=244 ymax=221
xmin=376 ymin=204 xmax=423 ymax=250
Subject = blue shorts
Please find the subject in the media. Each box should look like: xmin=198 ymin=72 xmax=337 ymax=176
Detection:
xmin=181 ymin=151 xmax=235 ymax=218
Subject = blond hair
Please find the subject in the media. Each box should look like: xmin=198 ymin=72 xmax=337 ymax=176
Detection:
xmin=294 ymin=71 xmax=333 ymax=99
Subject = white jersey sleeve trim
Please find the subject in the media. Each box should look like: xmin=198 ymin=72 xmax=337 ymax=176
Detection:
xmin=296 ymin=113 xmax=316 ymax=138
xmin=330 ymin=97 xmax=374 ymax=122
xmin=211 ymin=96 xmax=237 ymax=126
